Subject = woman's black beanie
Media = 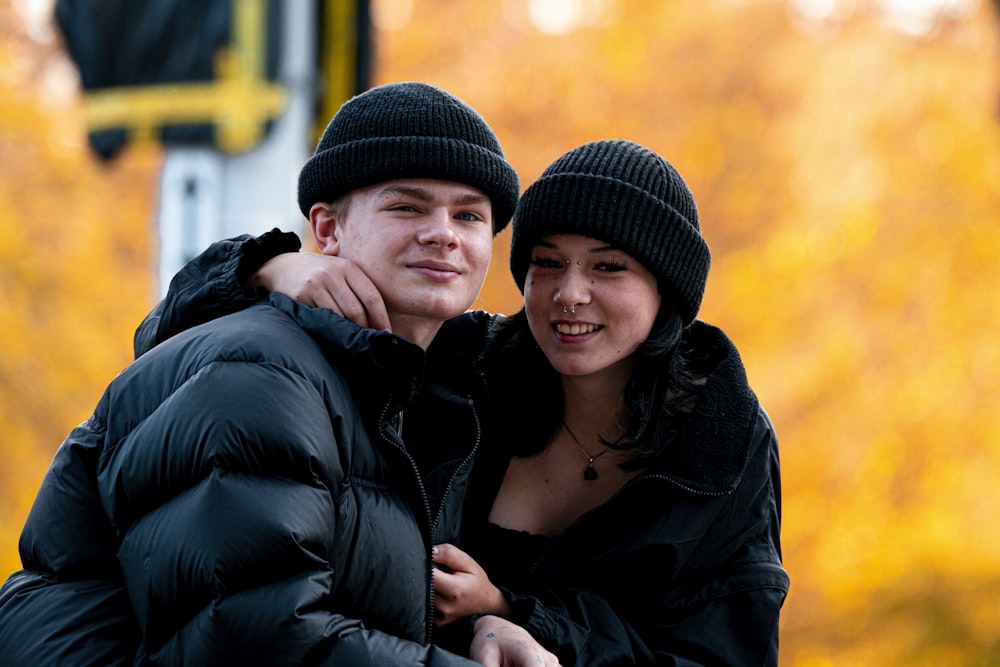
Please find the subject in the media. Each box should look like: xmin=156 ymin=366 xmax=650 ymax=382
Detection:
xmin=297 ymin=81 xmax=520 ymax=234
xmin=510 ymin=139 xmax=711 ymax=325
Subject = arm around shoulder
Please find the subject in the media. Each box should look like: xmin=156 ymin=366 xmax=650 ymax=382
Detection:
xmin=133 ymin=229 xmax=301 ymax=357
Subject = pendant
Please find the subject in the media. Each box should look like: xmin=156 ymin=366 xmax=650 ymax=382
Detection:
xmin=584 ymin=463 xmax=598 ymax=481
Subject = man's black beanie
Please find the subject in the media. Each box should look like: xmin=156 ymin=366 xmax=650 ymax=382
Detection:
xmin=297 ymin=81 xmax=520 ymax=234
xmin=510 ymin=139 xmax=711 ymax=325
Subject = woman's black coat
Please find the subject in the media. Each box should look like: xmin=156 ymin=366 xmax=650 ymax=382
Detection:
xmin=464 ymin=320 xmax=789 ymax=666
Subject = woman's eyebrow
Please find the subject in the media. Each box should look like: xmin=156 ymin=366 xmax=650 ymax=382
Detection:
xmin=535 ymin=240 xmax=619 ymax=253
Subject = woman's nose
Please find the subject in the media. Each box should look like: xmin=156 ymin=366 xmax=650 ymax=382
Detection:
xmin=555 ymin=265 xmax=590 ymax=309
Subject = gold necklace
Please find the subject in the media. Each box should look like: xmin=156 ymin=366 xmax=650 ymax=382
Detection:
xmin=562 ymin=421 xmax=612 ymax=481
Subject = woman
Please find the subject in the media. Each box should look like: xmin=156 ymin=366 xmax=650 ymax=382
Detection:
xmin=135 ymin=140 xmax=789 ymax=665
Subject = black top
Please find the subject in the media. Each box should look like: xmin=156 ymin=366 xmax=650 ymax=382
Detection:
xmin=465 ymin=522 xmax=553 ymax=590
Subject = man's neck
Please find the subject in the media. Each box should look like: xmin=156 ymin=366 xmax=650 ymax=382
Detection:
xmin=388 ymin=315 xmax=445 ymax=351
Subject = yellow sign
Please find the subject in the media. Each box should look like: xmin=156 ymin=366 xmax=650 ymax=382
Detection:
xmin=82 ymin=0 xmax=287 ymax=153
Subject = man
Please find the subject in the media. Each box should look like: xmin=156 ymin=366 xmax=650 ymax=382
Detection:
xmin=0 ymin=82 xmax=558 ymax=667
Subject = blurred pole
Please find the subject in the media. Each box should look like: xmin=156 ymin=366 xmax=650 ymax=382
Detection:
xmin=55 ymin=0 xmax=372 ymax=298
xmin=156 ymin=1 xmax=317 ymax=296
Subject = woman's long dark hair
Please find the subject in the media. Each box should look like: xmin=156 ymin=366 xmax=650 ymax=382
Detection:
xmin=486 ymin=290 xmax=705 ymax=471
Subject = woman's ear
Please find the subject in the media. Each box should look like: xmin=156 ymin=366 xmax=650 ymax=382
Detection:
xmin=310 ymin=202 xmax=341 ymax=256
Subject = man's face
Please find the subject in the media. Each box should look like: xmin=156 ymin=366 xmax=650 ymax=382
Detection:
xmin=313 ymin=178 xmax=494 ymax=346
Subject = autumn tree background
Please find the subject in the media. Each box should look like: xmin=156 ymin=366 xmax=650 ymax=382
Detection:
xmin=2 ymin=0 xmax=999 ymax=664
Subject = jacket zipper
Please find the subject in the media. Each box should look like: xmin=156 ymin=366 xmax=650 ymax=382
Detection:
xmin=375 ymin=390 xmax=484 ymax=644
xmin=375 ymin=399 xmax=436 ymax=642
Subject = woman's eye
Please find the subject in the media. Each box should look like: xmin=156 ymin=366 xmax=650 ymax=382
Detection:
xmin=530 ymin=257 xmax=563 ymax=269
xmin=596 ymin=260 xmax=628 ymax=272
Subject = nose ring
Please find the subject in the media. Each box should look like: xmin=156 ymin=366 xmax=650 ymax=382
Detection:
xmin=556 ymin=290 xmax=574 ymax=315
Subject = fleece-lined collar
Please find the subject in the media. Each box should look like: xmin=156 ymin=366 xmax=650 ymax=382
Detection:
xmin=649 ymin=321 xmax=760 ymax=495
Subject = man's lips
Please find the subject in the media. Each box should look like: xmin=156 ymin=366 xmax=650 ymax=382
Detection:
xmin=409 ymin=260 xmax=460 ymax=278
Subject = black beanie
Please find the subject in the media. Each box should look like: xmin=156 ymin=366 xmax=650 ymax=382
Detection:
xmin=297 ymin=81 xmax=520 ymax=234
xmin=510 ymin=139 xmax=711 ymax=325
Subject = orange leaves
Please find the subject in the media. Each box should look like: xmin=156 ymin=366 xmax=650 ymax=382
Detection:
xmin=375 ymin=2 xmax=1000 ymax=663
xmin=2 ymin=1 xmax=999 ymax=663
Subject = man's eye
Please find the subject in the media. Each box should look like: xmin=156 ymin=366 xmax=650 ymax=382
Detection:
xmin=455 ymin=211 xmax=486 ymax=222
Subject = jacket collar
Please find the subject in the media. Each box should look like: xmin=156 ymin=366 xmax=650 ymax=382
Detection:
xmin=649 ymin=321 xmax=760 ymax=495
xmin=268 ymin=293 xmax=427 ymax=414
xmin=424 ymin=311 xmax=495 ymax=395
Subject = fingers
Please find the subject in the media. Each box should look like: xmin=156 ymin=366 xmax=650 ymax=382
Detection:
xmin=469 ymin=616 xmax=561 ymax=667
xmin=345 ymin=273 xmax=390 ymax=331
xmin=314 ymin=272 xmax=390 ymax=331
xmin=307 ymin=268 xmax=389 ymax=331
xmin=431 ymin=564 xmax=456 ymax=598
xmin=311 ymin=284 xmax=368 ymax=327
xmin=252 ymin=253 xmax=390 ymax=331
xmin=431 ymin=543 xmax=474 ymax=573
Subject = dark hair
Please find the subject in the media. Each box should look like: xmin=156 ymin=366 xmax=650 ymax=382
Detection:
xmin=487 ymin=291 xmax=704 ymax=471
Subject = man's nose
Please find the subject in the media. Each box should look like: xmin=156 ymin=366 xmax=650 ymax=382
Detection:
xmin=416 ymin=208 xmax=458 ymax=247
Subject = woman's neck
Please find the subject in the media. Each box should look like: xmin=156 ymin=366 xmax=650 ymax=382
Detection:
xmin=560 ymin=370 xmax=630 ymax=439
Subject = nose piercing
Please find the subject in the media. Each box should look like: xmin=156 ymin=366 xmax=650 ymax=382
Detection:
xmin=556 ymin=290 xmax=574 ymax=315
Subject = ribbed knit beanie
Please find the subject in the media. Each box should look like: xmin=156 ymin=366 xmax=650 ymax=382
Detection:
xmin=298 ymin=81 xmax=520 ymax=233
xmin=510 ymin=139 xmax=711 ymax=325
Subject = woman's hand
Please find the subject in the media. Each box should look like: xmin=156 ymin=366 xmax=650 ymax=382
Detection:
xmin=470 ymin=615 xmax=560 ymax=667
xmin=432 ymin=544 xmax=513 ymax=626
xmin=248 ymin=253 xmax=391 ymax=331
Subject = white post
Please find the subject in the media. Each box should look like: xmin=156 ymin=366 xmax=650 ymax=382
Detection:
xmin=155 ymin=0 xmax=316 ymax=297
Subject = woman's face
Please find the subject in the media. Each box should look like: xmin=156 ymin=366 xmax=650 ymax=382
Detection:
xmin=524 ymin=234 xmax=661 ymax=382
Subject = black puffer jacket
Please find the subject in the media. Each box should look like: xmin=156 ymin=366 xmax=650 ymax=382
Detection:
xmin=8 ymin=231 xmax=788 ymax=666
xmin=0 ymin=291 xmax=492 ymax=666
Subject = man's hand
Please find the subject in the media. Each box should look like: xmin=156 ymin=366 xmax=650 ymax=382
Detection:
xmin=248 ymin=253 xmax=391 ymax=331
xmin=469 ymin=615 xmax=560 ymax=667
xmin=432 ymin=544 xmax=512 ymax=626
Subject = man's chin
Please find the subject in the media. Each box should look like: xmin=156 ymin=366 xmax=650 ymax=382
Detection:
xmin=391 ymin=297 xmax=477 ymax=322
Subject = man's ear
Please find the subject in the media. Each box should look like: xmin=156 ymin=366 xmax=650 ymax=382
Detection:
xmin=310 ymin=202 xmax=341 ymax=256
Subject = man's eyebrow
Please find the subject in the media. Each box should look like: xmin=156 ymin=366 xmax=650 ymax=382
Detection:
xmin=377 ymin=185 xmax=489 ymax=207
xmin=453 ymin=192 xmax=490 ymax=206
xmin=379 ymin=185 xmax=433 ymax=201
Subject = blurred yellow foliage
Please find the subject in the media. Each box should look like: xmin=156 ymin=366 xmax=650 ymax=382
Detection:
xmin=2 ymin=0 xmax=999 ymax=664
